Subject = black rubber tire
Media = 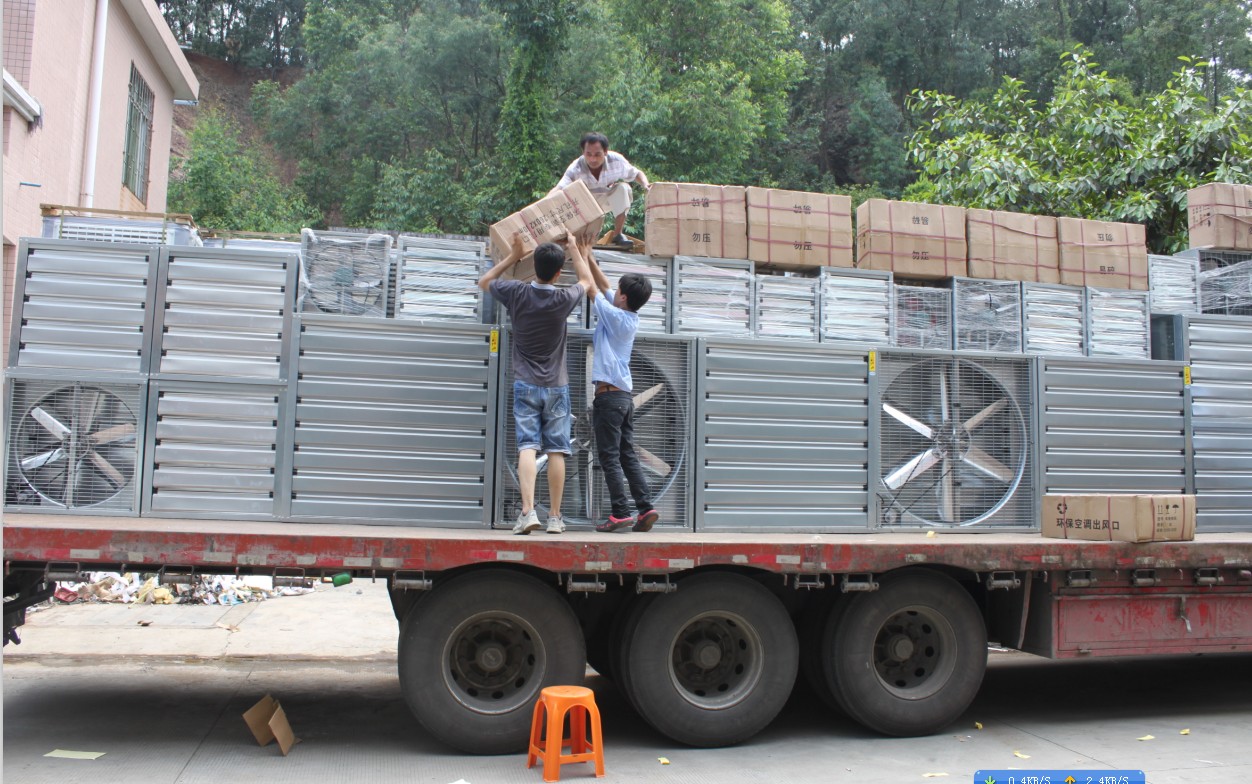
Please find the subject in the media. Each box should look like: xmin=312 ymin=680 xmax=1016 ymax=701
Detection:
xmin=397 ymin=569 xmax=586 ymax=754
xmin=822 ymin=570 xmax=986 ymax=737
xmin=797 ymin=588 xmax=850 ymax=714
xmin=609 ymin=592 xmax=656 ymax=711
xmin=622 ymin=573 xmax=799 ymax=747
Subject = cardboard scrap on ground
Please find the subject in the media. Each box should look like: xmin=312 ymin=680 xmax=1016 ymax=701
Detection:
xmin=44 ymin=749 xmax=106 ymax=760
xmin=244 ymin=694 xmax=300 ymax=756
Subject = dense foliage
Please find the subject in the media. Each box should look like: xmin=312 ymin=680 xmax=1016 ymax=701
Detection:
xmin=908 ymin=52 xmax=1252 ymax=252
xmin=161 ymin=0 xmax=1252 ymax=248
xmin=168 ymin=110 xmax=317 ymax=232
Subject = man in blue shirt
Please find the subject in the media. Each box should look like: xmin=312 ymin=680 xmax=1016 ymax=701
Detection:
xmin=582 ymin=241 xmax=659 ymax=533
xmin=478 ymin=235 xmax=593 ymax=534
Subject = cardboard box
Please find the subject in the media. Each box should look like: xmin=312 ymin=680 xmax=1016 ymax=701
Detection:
xmin=644 ymin=182 xmax=748 ymax=259
xmin=746 ymin=187 xmax=853 ymax=270
xmin=488 ymin=181 xmax=603 ymax=264
xmin=966 ymin=209 xmax=1059 ymax=283
xmin=1041 ymin=494 xmax=1196 ymax=542
xmin=498 ymin=222 xmax=601 ymax=283
xmin=855 ymin=199 xmax=967 ymax=279
xmin=1057 ymin=217 xmax=1148 ymax=290
xmin=243 ymin=694 xmax=300 ymax=755
xmin=1188 ymin=182 xmax=1252 ymax=251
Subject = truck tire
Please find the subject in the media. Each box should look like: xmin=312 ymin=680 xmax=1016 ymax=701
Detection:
xmin=821 ymin=569 xmax=985 ymax=736
xmin=621 ymin=573 xmax=798 ymax=747
xmin=397 ymin=569 xmax=585 ymax=754
xmin=609 ymin=592 xmax=656 ymax=711
xmin=798 ymin=589 xmax=849 ymax=714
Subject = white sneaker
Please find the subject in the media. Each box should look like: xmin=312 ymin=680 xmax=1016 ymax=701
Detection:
xmin=546 ymin=516 xmax=566 ymax=534
xmin=512 ymin=509 xmax=541 ymax=535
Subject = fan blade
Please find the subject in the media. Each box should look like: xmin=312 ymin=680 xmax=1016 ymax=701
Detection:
xmin=88 ymin=450 xmax=127 ymax=488
xmin=535 ymin=453 xmax=549 ymax=473
xmin=883 ymin=402 xmax=934 ymax=439
xmin=940 ymin=458 xmax=956 ymax=522
xmin=30 ymin=407 xmax=71 ymax=441
xmin=939 ymin=366 xmax=950 ymax=423
xmin=76 ymin=388 xmax=105 ymax=436
xmin=20 ymin=448 xmax=65 ymax=471
xmin=636 ymin=446 xmax=671 ymax=477
xmin=883 ymin=448 xmax=940 ymax=490
xmin=634 ymin=383 xmax=663 ymax=409
xmin=89 ymin=422 xmax=137 ymax=445
xmin=962 ymin=446 xmax=1015 ymax=483
xmin=962 ymin=398 xmax=1007 ymax=432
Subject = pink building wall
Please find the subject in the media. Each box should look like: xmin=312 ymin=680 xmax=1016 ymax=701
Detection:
xmin=2 ymin=0 xmax=196 ymax=361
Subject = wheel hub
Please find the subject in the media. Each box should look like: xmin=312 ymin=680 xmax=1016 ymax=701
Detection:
xmin=476 ymin=643 xmax=506 ymax=673
xmin=444 ymin=614 xmax=541 ymax=713
xmin=693 ymin=639 xmax=723 ymax=669
xmin=885 ymin=633 xmax=916 ymax=661
xmin=668 ymin=612 xmax=764 ymax=710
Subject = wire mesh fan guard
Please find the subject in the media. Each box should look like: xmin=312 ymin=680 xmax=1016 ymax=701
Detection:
xmin=500 ymin=333 xmax=689 ymax=525
xmin=877 ymin=355 xmax=1032 ymax=527
xmin=8 ymin=381 xmax=141 ymax=509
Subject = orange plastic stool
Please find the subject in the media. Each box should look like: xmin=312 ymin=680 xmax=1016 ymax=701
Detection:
xmin=526 ymin=685 xmax=606 ymax=782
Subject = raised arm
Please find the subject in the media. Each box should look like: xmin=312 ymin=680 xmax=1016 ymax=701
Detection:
xmin=477 ymin=234 xmax=526 ymax=291
xmin=583 ymin=237 xmax=612 ymax=297
xmin=563 ymin=235 xmax=595 ymax=299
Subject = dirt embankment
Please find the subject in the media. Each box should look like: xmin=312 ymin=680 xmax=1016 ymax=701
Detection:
xmin=171 ymin=51 xmax=303 ymax=183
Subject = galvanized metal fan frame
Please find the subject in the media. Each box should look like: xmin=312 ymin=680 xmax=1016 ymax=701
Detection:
xmin=874 ymin=351 xmax=1032 ymax=528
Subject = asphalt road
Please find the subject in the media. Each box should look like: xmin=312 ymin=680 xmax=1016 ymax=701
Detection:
xmin=4 ymin=582 xmax=1251 ymax=784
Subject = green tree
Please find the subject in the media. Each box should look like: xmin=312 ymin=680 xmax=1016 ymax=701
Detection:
xmin=158 ymin=0 xmax=307 ymax=67
xmin=490 ymin=0 xmax=581 ymax=208
xmin=169 ymin=110 xmax=318 ymax=231
xmin=908 ymin=52 xmax=1252 ymax=252
xmin=251 ymin=1 xmax=506 ymax=227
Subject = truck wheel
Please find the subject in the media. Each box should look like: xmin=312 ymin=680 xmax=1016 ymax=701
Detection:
xmin=622 ymin=573 xmax=798 ymax=747
xmin=798 ymin=589 xmax=849 ymax=714
xmin=610 ymin=592 xmax=656 ymax=710
xmin=397 ymin=569 xmax=585 ymax=754
xmin=821 ymin=570 xmax=985 ymax=736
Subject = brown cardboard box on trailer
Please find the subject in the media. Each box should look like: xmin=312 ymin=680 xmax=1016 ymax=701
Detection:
xmin=855 ymin=199 xmax=967 ymax=279
xmin=488 ymin=181 xmax=603 ymax=265
xmin=966 ymin=209 xmax=1060 ymax=283
xmin=644 ymin=182 xmax=748 ymax=259
xmin=1041 ymin=494 xmax=1196 ymax=543
xmin=1188 ymin=182 xmax=1252 ymax=251
xmin=746 ymin=187 xmax=853 ymax=270
xmin=1057 ymin=217 xmax=1148 ymax=290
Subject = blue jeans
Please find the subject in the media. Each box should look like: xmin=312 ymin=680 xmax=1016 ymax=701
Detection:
xmin=513 ymin=381 xmax=572 ymax=455
xmin=592 ymin=391 xmax=653 ymax=518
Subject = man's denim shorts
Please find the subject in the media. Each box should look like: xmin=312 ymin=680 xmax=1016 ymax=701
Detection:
xmin=513 ymin=380 xmax=572 ymax=455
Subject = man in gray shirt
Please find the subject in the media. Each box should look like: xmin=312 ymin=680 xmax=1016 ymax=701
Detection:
xmin=479 ymin=235 xmax=595 ymax=534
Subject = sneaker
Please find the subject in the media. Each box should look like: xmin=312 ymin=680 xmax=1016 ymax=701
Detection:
xmin=595 ymin=514 xmax=635 ymax=533
xmin=633 ymin=509 xmax=660 ymax=532
xmin=612 ymin=233 xmax=634 ymax=249
xmin=512 ymin=509 xmax=541 ymax=535
xmin=546 ymin=516 xmax=566 ymax=534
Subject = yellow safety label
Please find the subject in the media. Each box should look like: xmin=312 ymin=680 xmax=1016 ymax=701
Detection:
xmin=1183 ymin=366 xmax=1191 ymax=386
xmin=868 ymin=350 xmax=877 ymax=373
xmin=490 ymin=329 xmax=499 ymax=355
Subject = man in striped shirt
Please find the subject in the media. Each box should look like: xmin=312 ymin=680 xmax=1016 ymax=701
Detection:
xmin=553 ymin=132 xmax=651 ymax=249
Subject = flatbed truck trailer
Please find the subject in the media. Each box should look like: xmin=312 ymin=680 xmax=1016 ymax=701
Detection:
xmin=6 ymin=514 xmax=1252 ymax=753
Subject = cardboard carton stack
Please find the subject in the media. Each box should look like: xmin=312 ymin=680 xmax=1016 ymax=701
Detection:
xmin=855 ymin=199 xmax=968 ymax=280
xmin=1057 ymin=217 xmax=1149 ymax=290
xmin=644 ymin=183 xmax=747 ymax=259
xmin=966 ymin=209 xmax=1059 ymax=283
xmin=745 ymin=187 xmax=853 ymax=271
xmin=1188 ymin=182 xmax=1252 ymax=252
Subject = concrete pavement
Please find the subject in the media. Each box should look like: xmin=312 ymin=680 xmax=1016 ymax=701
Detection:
xmin=5 ymin=580 xmax=1252 ymax=783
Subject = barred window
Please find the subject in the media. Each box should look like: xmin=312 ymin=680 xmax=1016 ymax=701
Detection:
xmin=122 ymin=64 xmax=154 ymax=203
